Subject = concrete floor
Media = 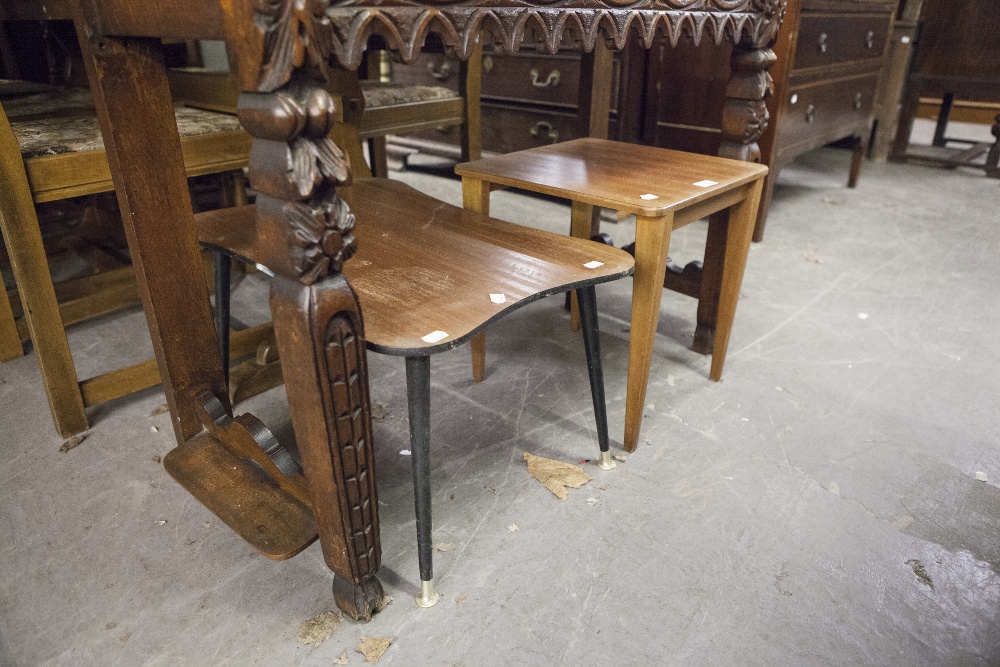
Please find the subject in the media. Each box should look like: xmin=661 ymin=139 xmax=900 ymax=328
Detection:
xmin=2 ymin=121 xmax=999 ymax=665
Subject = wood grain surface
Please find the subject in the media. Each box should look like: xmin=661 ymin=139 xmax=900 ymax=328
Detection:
xmin=457 ymin=138 xmax=767 ymax=217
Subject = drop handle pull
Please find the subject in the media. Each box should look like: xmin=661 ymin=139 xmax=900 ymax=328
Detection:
xmin=818 ymin=33 xmax=828 ymax=53
xmin=866 ymin=30 xmax=876 ymax=49
xmin=854 ymin=92 xmax=863 ymax=111
xmin=530 ymin=121 xmax=559 ymax=143
xmin=426 ymin=60 xmax=452 ymax=80
xmin=806 ymin=104 xmax=816 ymax=123
xmin=530 ymin=68 xmax=561 ymax=88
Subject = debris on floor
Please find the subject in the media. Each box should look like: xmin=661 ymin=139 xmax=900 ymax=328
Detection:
xmin=357 ymin=636 xmax=392 ymax=663
xmin=149 ymin=426 xmax=158 ymax=433
xmin=586 ymin=497 xmax=601 ymax=507
xmin=433 ymin=543 xmax=454 ymax=552
xmin=906 ymin=559 xmax=933 ymax=588
xmin=455 ymin=594 xmax=467 ymax=607
xmin=975 ymin=471 xmax=989 ymax=482
xmin=335 ymin=650 xmax=350 ymax=664
xmin=371 ymin=402 xmax=388 ymax=420
xmin=58 ymin=433 xmax=87 ymax=453
xmin=523 ymin=452 xmax=593 ymax=501
xmin=376 ymin=595 xmax=393 ymax=612
xmin=149 ymin=403 xmax=169 ymax=416
xmin=296 ymin=611 xmax=342 ymax=646
xmin=507 ymin=524 xmax=521 ymax=532
xmin=152 ymin=455 xmax=161 ymax=464
xmin=613 ymin=454 xmax=628 ymax=463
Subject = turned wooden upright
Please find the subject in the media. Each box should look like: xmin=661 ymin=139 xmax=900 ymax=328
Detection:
xmin=67 ymin=0 xmax=782 ymax=621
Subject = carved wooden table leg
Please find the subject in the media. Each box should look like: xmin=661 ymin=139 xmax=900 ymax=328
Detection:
xmin=698 ymin=44 xmax=776 ymax=352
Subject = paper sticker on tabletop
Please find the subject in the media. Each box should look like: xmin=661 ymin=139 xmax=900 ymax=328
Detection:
xmin=693 ymin=180 xmax=718 ymax=188
xmin=639 ymin=194 xmax=659 ymax=200
xmin=490 ymin=293 xmax=506 ymax=304
xmin=422 ymin=330 xmax=449 ymax=343
xmin=583 ymin=261 xmax=604 ymax=269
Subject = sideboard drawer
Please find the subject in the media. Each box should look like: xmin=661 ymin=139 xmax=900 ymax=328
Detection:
xmin=480 ymin=104 xmax=581 ymax=153
xmin=781 ymin=74 xmax=879 ymax=147
xmin=391 ymin=52 xmax=462 ymax=89
xmin=794 ymin=13 xmax=892 ymax=70
xmin=481 ymin=53 xmax=582 ymax=108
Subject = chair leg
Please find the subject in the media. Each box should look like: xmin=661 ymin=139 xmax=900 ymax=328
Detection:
xmin=0 ymin=261 xmax=24 ymax=361
xmin=213 ymin=251 xmax=231 ymax=385
xmin=576 ymin=285 xmax=614 ymax=470
xmin=405 ymin=354 xmax=439 ymax=608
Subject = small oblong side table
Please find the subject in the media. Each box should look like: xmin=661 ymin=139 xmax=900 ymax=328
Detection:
xmin=456 ymin=138 xmax=768 ymax=452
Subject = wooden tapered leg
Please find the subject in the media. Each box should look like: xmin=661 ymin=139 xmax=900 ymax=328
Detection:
xmin=623 ymin=213 xmax=673 ymax=452
xmin=462 ymin=177 xmax=490 ymax=382
xmin=710 ymin=179 xmax=764 ymax=382
xmin=568 ymin=200 xmax=595 ymax=332
xmin=694 ymin=210 xmax=728 ymax=355
xmin=270 ymin=276 xmax=384 ymax=621
xmin=0 ymin=110 xmax=87 ymax=435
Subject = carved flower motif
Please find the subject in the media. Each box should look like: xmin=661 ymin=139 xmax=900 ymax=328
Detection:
xmin=285 ymin=194 xmax=357 ymax=284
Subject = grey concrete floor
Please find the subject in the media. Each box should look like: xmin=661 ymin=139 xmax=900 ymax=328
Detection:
xmin=2 ymin=121 xmax=999 ymax=665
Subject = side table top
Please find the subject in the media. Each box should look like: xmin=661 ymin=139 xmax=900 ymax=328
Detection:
xmin=456 ymin=138 xmax=768 ymax=217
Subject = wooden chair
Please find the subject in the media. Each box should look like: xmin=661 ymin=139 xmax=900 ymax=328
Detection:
xmin=167 ymin=44 xmax=482 ymax=179
xmin=456 ymin=138 xmax=768 ymax=452
xmin=0 ymin=84 xmax=260 ymax=437
xmin=196 ymin=72 xmax=634 ymax=606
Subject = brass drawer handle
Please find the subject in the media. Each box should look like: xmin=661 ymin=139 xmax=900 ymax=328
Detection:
xmin=818 ymin=33 xmax=828 ymax=53
xmin=530 ymin=121 xmax=559 ymax=143
xmin=530 ymin=68 xmax=561 ymax=88
xmin=854 ymin=92 xmax=863 ymax=111
xmin=866 ymin=30 xmax=876 ymax=50
xmin=806 ymin=104 xmax=816 ymax=123
xmin=482 ymin=55 xmax=494 ymax=73
xmin=426 ymin=59 xmax=452 ymax=80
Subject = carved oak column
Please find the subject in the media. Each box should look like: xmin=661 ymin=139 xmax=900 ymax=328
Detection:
xmin=697 ymin=27 xmax=778 ymax=354
xmin=220 ymin=0 xmax=383 ymax=620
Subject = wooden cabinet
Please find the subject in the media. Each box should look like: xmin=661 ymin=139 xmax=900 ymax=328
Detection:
xmin=386 ymin=46 xmax=626 ymax=156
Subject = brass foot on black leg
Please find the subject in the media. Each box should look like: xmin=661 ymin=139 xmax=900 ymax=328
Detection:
xmin=416 ymin=579 xmax=440 ymax=608
xmin=597 ymin=450 xmax=616 ymax=470
xmin=333 ymin=574 xmax=385 ymax=622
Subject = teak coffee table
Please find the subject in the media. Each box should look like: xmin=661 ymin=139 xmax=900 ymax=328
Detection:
xmin=457 ymin=138 xmax=768 ymax=452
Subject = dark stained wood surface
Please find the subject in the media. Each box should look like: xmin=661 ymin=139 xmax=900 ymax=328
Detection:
xmin=456 ymin=138 xmax=768 ymax=218
xmin=198 ymin=178 xmax=634 ymax=356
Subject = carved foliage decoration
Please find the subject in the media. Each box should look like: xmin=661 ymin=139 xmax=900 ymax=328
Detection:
xmin=718 ymin=45 xmax=777 ymax=163
xmin=239 ymin=79 xmax=356 ymax=284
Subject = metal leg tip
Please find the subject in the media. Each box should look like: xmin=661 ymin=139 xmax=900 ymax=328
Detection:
xmin=597 ymin=450 xmax=616 ymax=470
xmin=415 ymin=579 xmax=440 ymax=608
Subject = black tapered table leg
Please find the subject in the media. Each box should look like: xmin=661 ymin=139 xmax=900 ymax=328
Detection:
xmin=405 ymin=354 xmax=440 ymax=607
xmin=576 ymin=285 xmax=614 ymax=470
xmin=213 ymin=251 xmax=231 ymax=386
